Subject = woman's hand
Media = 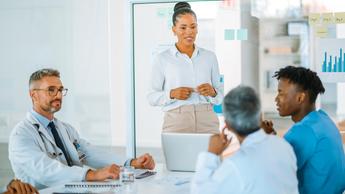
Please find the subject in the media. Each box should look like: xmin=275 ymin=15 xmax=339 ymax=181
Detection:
xmin=170 ymin=87 xmax=194 ymax=100
xmin=197 ymin=83 xmax=216 ymax=97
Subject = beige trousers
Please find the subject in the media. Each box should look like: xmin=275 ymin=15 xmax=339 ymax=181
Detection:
xmin=162 ymin=104 xmax=219 ymax=133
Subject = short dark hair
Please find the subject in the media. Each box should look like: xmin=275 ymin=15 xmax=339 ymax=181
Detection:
xmin=273 ymin=66 xmax=325 ymax=103
xmin=29 ymin=68 xmax=60 ymax=89
xmin=172 ymin=2 xmax=197 ymax=26
xmin=223 ymin=86 xmax=261 ymax=136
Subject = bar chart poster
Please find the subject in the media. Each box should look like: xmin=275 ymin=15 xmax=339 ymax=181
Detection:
xmin=316 ymin=38 xmax=345 ymax=82
xmin=319 ymin=40 xmax=345 ymax=72
xmin=321 ymin=48 xmax=345 ymax=72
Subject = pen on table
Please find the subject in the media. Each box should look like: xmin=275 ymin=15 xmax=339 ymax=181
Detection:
xmin=175 ymin=180 xmax=190 ymax=186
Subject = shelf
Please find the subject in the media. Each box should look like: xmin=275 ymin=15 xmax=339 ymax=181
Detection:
xmin=264 ymin=53 xmax=300 ymax=57
xmin=259 ymin=17 xmax=308 ymax=22
xmin=263 ymin=35 xmax=300 ymax=41
xmin=319 ymin=72 xmax=345 ymax=83
xmin=259 ymin=17 xmax=308 ymax=113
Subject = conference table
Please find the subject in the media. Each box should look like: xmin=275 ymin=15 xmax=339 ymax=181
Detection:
xmin=40 ymin=163 xmax=194 ymax=194
xmin=39 ymin=136 xmax=241 ymax=194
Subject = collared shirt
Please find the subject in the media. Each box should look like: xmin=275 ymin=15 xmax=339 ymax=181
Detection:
xmin=284 ymin=109 xmax=345 ymax=194
xmin=147 ymin=45 xmax=223 ymax=112
xmin=191 ymin=130 xmax=298 ymax=194
xmin=30 ymin=109 xmax=54 ymax=137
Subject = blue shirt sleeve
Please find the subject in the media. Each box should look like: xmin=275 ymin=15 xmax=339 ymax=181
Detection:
xmin=124 ymin=159 xmax=133 ymax=166
xmin=284 ymin=124 xmax=317 ymax=170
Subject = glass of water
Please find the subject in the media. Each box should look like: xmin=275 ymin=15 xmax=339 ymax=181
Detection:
xmin=120 ymin=166 xmax=135 ymax=184
xmin=120 ymin=166 xmax=137 ymax=193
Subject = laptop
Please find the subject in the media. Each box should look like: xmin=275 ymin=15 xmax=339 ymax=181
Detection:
xmin=162 ymin=132 xmax=212 ymax=172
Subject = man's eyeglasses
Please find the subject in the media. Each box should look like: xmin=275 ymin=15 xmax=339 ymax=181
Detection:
xmin=33 ymin=87 xmax=68 ymax=97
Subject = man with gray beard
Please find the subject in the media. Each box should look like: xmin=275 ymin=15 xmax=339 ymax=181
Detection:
xmin=9 ymin=68 xmax=155 ymax=189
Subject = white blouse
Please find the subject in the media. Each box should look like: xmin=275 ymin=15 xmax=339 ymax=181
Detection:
xmin=147 ymin=45 xmax=223 ymax=112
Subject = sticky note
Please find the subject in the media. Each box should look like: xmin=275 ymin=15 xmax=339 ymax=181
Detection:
xmin=224 ymin=29 xmax=235 ymax=40
xmin=236 ymin=29 xmax=248 ymax=40
xmin=157 ymin=7 xmax=173 ymax=18
xmin=315 ymin=26 xmax=328 ymax=38
xmin=309 ymin=13 xmax=321 ymax=25
xmin=157 ymin=8 xmax=166 ymax=17
xmin=322 ymin=13 xmax=334 ymax=24
xmin=335 ymin=12 xmax=345 ymax=24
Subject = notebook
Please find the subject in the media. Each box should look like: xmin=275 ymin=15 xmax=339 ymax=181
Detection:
xmin=62 ymin=182 xmax=121 ymax=193
xmin=58 ymin=171 xmax=156 ymax=193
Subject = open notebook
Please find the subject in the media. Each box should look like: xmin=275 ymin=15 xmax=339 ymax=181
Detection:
xmin=54 ymin=170 xmax=156 ymax=193
xmin=59 ymin=182 xmax=122 ymax=193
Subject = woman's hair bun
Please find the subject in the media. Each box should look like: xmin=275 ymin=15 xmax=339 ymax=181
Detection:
xmin=174 ymin=2 xmax=191 ymax=12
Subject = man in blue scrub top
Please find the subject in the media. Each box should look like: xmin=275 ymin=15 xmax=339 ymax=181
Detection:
xmin=264 ymin=66 xmax=345 ymax=194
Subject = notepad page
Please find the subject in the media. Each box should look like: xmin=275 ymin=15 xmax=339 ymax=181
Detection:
xmin=64 ymin=181 xmax=121 ymax=193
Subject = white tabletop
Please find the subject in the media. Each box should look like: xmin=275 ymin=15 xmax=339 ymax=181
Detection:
xmin=40 ymin=163 xmax=194 ymax=194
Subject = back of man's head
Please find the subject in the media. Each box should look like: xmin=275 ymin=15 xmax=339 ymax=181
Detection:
xmin=223 ymin=85 xmax=261 ymax=136
xmin=29 ymin=68 xmax=60 ymax=89
xmin=274 ymin=66 xmax=325 ymax=103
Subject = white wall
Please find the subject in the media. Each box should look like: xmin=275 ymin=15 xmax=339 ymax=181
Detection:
xmin=0 ymin=0 xmax=75 ymax=142
xmin=215 ymin=7 xmax=242 ymax=93
xmin=336 ymin=24 xmax=345 ymax=117
xmin=109 ymin=0 xmax=130 ymax=147
xmin=0 ymin=0 xmax=129 ymax=147
xmin=215 ymin=0 xmax=258 ymax=94
xmin=133 ymin=2 xmax=174 ymax=148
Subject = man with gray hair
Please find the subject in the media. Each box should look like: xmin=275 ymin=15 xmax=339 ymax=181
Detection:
xmin=9 ymin=68 xmax=155 ymax=189
xmin=191 ymin=86 xmax=298 ymax=194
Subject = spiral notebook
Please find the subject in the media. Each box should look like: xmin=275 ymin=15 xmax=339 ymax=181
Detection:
xmin=59 ymin=182 xmax=122 ymax=193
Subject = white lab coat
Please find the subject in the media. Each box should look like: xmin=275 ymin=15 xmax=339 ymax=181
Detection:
xmin=8 ymin=112 xmax=126 ymax=189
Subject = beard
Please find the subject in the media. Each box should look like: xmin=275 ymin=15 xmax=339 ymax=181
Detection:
xmin=42 ymin=99 xmax=62 ymax=113
xmin=48 ymin=107 xmax=60 ymax=113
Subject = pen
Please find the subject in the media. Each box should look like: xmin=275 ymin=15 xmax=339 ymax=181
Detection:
xmin=175 ymin=180 xmax=190 ymax=186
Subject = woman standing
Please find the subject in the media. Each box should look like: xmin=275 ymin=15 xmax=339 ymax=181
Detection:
xmin=147 ymin=2 xmax=223 ymax=133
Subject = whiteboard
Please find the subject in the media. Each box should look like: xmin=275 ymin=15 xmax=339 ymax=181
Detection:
xmin=132 ymin=0 xmax=259 ymax=151
xmin=133 ymin=1 xmax=220 ymax=148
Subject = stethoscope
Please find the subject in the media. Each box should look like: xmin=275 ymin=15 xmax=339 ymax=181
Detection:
xmin=33 ymin=123 xmax=73 ymax=166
